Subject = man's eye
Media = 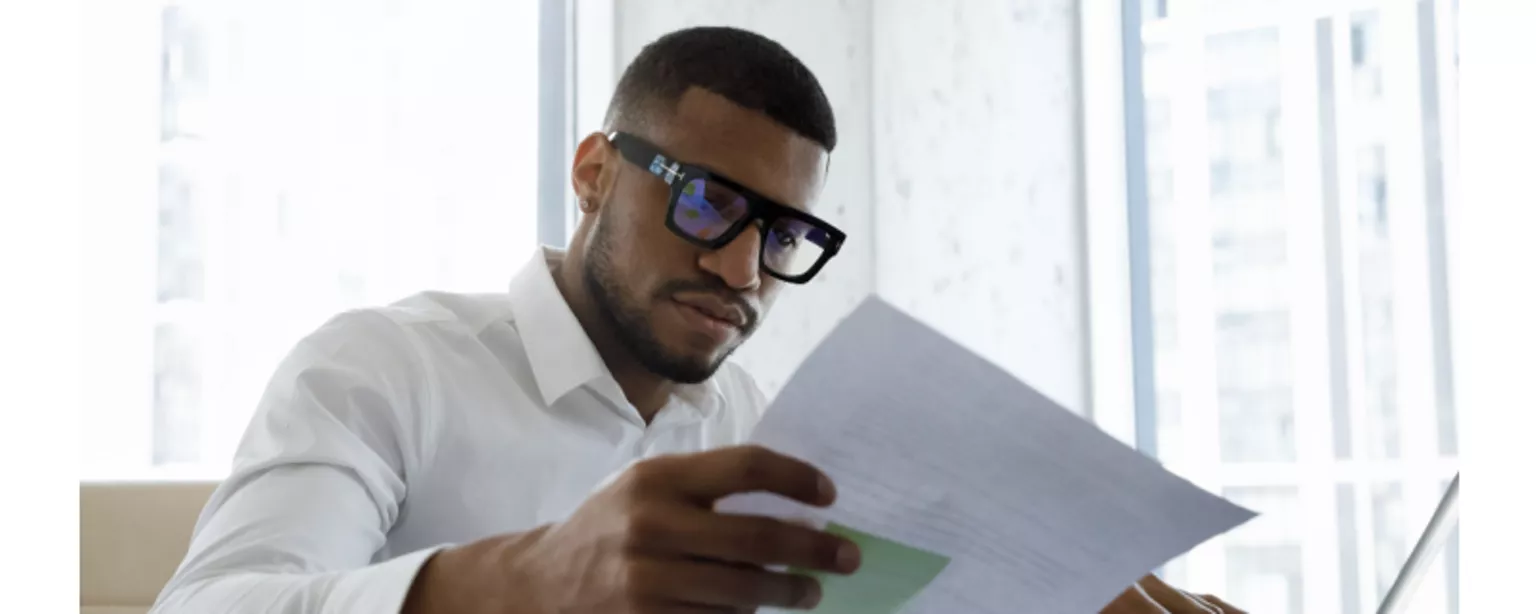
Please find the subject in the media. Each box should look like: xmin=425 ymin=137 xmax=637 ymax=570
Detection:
xmin=774 ymin=231 xmax=800 ymax=248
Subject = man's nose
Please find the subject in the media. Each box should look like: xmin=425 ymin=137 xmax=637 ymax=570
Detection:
xmin=698 ymin=227 xmax=762 ymax=291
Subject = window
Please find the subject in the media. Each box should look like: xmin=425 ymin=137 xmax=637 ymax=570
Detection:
xmin=80 ymin=0 xmax=570 ymax=479
xmin=1087 ymin=0 xmax=1460 ymax=612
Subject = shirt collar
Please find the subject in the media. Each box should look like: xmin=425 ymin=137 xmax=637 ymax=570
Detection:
xmin=506 ymin=247 xmax=724 ymax=418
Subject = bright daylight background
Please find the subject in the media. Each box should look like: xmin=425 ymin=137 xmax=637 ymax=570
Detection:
xmin=80 ymin=0 xmax=545 ymax=476
xmin=74 ymin=0 xmax=1462 ymax=612
xmin=1126 ymin=1 xmax=1459 ymax=613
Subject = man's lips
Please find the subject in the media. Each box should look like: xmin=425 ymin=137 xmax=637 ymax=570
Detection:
xmin=672 ymin=295 xmax=748 ymax=329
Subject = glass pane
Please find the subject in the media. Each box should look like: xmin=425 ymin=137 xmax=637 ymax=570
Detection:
xmin=120 ymin=0 xmax=545 ymax=475
xmin=1370 ymin=482 xmax=1408 ymax=599
xmin=1143 ymin=41 xmax=1185 ymax=465
xmin=675 ymin=178 xmax=748 ymax=241
xmin=1336 ymin=480 xmax=1459 ymax=614
xmin=1205 ymin=28 xmax=1295 ymax=463
xmin=156 ymin=164 xmax=203 ymax=303
xmin=1135 ymin=4 xmax=1461 ymax=614
xmin=160 ymin=4 xmax=210 ymax=140
xmin=1336 ymin=483 xmax=1363 ymax=614
xmin=1159 ymin=555 xmax=1189 ymax=592
xmin=762 ymin=217 xmax=831 ymax=278
xmin=1347 ymin=11 xmax=1404 ymax=461
xmin=1223 ymin=486 xmax=1304 ymax=614
xmin=153 ymin=321 xmax=202 ymax=465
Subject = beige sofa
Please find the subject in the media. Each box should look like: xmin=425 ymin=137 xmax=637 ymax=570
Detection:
xmin=79 ymin=481 xmax=217 ymax=614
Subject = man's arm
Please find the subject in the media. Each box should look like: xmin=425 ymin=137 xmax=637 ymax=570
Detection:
xmin=151 ymin=465 xmax=444 ymax=613
xmin=151 ymin=311 xmax=439 ymax=613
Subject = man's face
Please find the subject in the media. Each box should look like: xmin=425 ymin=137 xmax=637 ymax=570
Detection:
xmin=580 ymin=88 xmax=830 ymax=383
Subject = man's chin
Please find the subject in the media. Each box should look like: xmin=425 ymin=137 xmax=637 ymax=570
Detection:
xmin=665 ymin=351 xmax=725 ymax=382
xmin=652 ymin=315 xmax=736 ymax=358
xmin=643 ymin=340 xmax=731 ymax=384
xmin=650 ymin=360 xmax=718 ymax=385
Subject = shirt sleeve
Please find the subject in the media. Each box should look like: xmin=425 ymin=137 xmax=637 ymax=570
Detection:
xmin=151 ymin=310 xmax=446 ymax=614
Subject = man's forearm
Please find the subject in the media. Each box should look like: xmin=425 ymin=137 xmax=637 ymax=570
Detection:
xmin=401 ymin=525 xmax=552 ymax=614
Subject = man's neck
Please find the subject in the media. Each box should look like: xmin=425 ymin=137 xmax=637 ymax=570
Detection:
xmin=552 ymin=257 xmax=673 ymax=423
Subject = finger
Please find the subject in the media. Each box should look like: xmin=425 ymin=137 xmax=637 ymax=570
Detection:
xmin=630 ymin=507 xmax=860 ymax=573
xmin=1181 ymin=591 xmax=1224 ymax=613
xmin=1181 ymin=592 xmax=1222 ymax=613
xmin=1137 ymin=575 xmax=1216 ymax=613
xmin=1199 ymin=594 xmax=1246 ymax=614
xmin=645 ymin=445 xmax=835 ymax=507
xmin=1099 ymin=582 xmax=1171 ymax=613
xmin=633 ymin=557 xmax=823 ymax=610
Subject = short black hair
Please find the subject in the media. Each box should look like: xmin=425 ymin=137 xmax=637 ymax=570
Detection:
xmin=604 ymin=26 xmax=837 ymax=151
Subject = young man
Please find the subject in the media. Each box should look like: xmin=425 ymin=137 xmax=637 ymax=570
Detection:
xmin=153 ymin=27 xmax=1241 ymax=613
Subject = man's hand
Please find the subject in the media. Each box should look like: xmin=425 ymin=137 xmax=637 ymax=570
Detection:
xmin=402 ymin=445 xmax=861 ymax=613
xmin=1100 ymin=574 xmax=1246 ymax=613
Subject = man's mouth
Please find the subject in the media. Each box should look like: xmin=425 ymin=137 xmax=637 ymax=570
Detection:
xmin=671 ymin=294 xmax=750 ymax=330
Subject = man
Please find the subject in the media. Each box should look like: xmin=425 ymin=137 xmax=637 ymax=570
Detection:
xmin=153 ymin=26 xmax=1241 ymax=613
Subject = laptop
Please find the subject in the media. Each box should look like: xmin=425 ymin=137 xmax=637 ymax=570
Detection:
xmin=1376 ymin=473 xmax=1460 ymax=614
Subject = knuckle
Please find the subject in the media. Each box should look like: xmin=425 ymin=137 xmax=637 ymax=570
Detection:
xmin=627 ymin=458 xmax=666 ymax=490
xmin=762 ymin=573 xmax=814 ymax=608
xmin=705 ymin=565 xmax=765 ymax=605
xmin=732 ymin=571 xmax=776 ymax=605
xmin=736 ymin=446 xmax=777 ymax=484
xmin=741 ymin=518 xmax=786 ymax=560
xmin=618 ymin=560 xmax=651 ymax=602
xmin=621 ymin=508 xmax=667 ymax=550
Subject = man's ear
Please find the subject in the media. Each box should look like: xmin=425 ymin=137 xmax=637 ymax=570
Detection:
xmin=571 ymin=132 xmax=617 ymax=210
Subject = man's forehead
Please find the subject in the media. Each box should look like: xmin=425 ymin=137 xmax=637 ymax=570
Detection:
xmin=644 ymin=88 xmax=828 ymax=210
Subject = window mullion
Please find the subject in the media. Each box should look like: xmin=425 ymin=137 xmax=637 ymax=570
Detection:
xmin=1164 ymin=0 xmax=1226 ymax=594
xmin=1279 ymin=15 xmax=1344 ymax=614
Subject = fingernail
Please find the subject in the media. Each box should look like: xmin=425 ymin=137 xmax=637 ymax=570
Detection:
xmin=817 ymin=474 xmax=836 ymax=503
xmin=836 ymin=541 xmax=861 ymax=573
xmin=797 ymin=580 xmax=823 ymax=609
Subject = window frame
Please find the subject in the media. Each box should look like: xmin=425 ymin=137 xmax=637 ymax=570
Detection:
xmin=79 ymin=0 xmax=587 ymax=481
xmin=1079 ymin=0 xmax=1460 ymax=611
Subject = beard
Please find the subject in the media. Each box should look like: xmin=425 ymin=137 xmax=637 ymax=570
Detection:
xmin=581 ymin=214 xmax=752 ymax=384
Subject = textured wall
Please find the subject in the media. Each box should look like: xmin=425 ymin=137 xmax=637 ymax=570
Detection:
xmin=870 ymin=0 xmax=1087 ymax=411
xmin=615 ymin=0 xmax=876 ymax=395
xmin=614 ymin=0 xmax=1086 ymax=410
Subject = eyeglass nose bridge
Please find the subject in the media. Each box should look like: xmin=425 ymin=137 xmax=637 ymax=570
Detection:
xmin=717 ymin=211 xmax=782 ymax=248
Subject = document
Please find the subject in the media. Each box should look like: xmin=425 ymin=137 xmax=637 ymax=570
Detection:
xmin=719 ymin=298 xmax=1256 ymax=613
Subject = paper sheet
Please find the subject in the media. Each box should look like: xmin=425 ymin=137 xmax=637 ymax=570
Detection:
xmin=720 ymin=297 xmax=1255 ymax=613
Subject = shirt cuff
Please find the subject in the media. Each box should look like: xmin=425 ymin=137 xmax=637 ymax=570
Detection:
xmin=326 ymin=545 xmax=449 ymax=614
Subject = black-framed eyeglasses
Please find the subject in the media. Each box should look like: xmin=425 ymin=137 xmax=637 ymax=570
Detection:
xmin=608 ymin=131 xmax=845 ymax=284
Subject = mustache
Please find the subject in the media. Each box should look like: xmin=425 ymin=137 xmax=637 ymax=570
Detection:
xmin=656 ymin=279 xmax=761 ymax=330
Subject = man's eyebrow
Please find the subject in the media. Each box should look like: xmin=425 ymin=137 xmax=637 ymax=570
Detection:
xmin=687 ymin=159 xmax=767 ymax=197
xmin=670 ymin=149 xmax=811 ymax=210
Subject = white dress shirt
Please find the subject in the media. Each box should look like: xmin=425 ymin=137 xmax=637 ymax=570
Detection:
xmin=152 ymin=248 xmax=770 ymax=613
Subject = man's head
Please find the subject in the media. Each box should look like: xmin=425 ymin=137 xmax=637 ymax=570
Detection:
xmin=567 ymin=26 xmax=838 ymax=384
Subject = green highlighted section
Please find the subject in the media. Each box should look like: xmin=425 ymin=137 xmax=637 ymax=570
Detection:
xmin=795 ymin=522 xmax=951 ymax=614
